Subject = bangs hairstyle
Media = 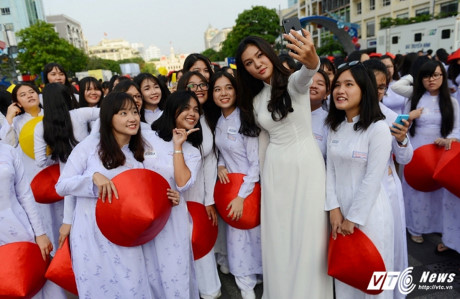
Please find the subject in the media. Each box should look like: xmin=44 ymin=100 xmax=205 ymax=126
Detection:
xmin=12 ymin=83 xmax=41 ymax=115
xmin=325 ymin=62 xmax=385 ymax=132
xmin=363 ymin=59 xmax=389 ymax=86
xmin=151 ymin=90 xmax=203 ymax=149
xmin=183 ymin=53 xmax=214 ymax=79
xmin=410 ymin=60 xmax=453 ymax=138
xmin=315 ymin=69 xmax=331 ymax=94
xmin=207 ymin=71 xmax=238 ymax=133
xmin=380 ymin=55 xmax=400 ymax=81
xmin=43 ymin=63 xmax=79 ymax=109
xmin=133 ymin=73 xmax=170 ymax=119
xmin=42 ymin=83 xmax=78 ymax=163
xmin=98 ymin=92 xmax=145 ymax=169
xmin=78 ymin=77 xmax=103 ymax=107
xmin=320 ymin=57 xmax=337 ymax=77
xmin=235 ymin=36 xmax=292 ymax=137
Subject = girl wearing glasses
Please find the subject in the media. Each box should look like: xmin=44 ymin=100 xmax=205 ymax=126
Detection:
xmin=380 ymin=55 xmax=406 ymax=115
xmin=402 ymin=60 xmax=460 ymax=254
xmin=134 ymin=73 xmax=170 ymax=125
xmin=142 ymin=90 xmax=203 ymax=299
xmin=208 ymin=71 xmax=262 ymax=299
xmin=235 ymin=31 xmax=333 ymax=298
xmin=364 ymin=59 xmax=413 ymax=299
xmin=176 ymin=72 xmax=222 ymax=299
xmin=325 ymin=61 xmax=394 ymax=298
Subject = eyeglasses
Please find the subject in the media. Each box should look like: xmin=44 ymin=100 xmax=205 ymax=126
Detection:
xmin=422 ymin=73 xmax=442 ymax=81
xmin=338 ymin=60 xmax=362 ymax=70
xmin=187 ymin=83 xmax=209 ymax=91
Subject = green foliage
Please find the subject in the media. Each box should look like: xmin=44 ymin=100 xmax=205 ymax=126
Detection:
xmin=221 ymin=6 xmax=280 ymax=58
xmin=16 ymin=21 xmax=88 ymax=75
xmin=201 ymin=48 xmax=225 ymax=62
xmin=380 ymin=13 xmax=454 ymax=29
xmin=141 ymin=62 xmax=158 ymax=75
xmin=316 ymin=37 xmax=346 ymax=56
xmin=86 ymin=57 xmax=121 ymax=73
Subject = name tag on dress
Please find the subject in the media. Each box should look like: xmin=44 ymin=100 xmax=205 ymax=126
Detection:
xmin=314 ymin=133 xmax=323 ymax=141
xmin=352 ymin=151 xmax=368 ymax=160
xmin=227 ymin=126 xmax=238 ymax=134
xmin=145 ymin=150 xmax=156 ymax=158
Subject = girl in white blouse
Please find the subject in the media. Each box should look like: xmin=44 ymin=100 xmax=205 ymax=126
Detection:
xmin=325 ymin=61 xmax=394 ymax=299
xmin=209 ymin=71 xmax=262 ymax=299
xmin=133 ymin=73 xmax=170 ymax=125
xmin=55 ymin=92 xmax=153 ymax=298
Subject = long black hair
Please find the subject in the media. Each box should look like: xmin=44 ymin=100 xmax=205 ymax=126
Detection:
xmin=325 ymin=62 xmax=385 ymax=132
xmin=151 ymin=90 xmax=203 ymax=149
xmin=78 ymin=77 xmax=103 ymax=107
xmin=98 ymin=92 xmax=145 ymax=169
xmin=133 ymin=73 xmax=170 ymax=122
xmin=235 ymin=36 xmax=293 ymax=137
xmin=42 ymin=83 xmax=78 ymax=163
xmin=409 ymin=60 xmax=454 ymax=137
xmin=448 ymin=59 xmax=460 ymax=87
xmin=183 ymin=53 xmax=214 ymax=79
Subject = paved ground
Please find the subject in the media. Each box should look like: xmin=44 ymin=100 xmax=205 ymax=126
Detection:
xmin=219 ymin=232 xmax=460 ymax=299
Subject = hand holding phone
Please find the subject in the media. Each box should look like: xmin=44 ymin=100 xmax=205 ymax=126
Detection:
xmin=283 ymin=17 xmax=304 ymax=39
xmin=392 ymin=114 xmax=409 ymax=128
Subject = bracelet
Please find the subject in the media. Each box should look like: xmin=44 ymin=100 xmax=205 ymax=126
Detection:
xmin=173 ymin=150 xmax=183 ymax=154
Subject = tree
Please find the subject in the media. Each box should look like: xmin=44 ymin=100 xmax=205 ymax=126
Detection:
xmin=86 ymin=56 xmax=121 ymax=74
xmin=201 ymin=48 xmax=225 ymax=62
xmin=316 ymin=36 xmax=346 ymax=56
xmin=221 ymin=6 xmax=281 ymax=58
xmin=16 ymin=21 xmax=88 ymax=75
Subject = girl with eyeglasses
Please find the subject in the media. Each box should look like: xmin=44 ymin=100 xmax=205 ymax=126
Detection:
xmin=134 ymin=73 xmax=170 ymax=125
xmin=380 ymin=55 xmax=406 ymax=115
xmin=208 ymin=71 xmax=262 ymax=299
xmin=402 ymin=60 xmax=460 ymax=254
xmin=235 ymin=31 xmax=333 ymax=298
xmin=325 ymin=61 xmax=395 ymax=298
xmin=141 ymin=90 xmax=203 ymax=298
xmin=364 ymin=59 xmax=413 ymax=299
xmin=176 ymin=72 xmax=222 ymax=298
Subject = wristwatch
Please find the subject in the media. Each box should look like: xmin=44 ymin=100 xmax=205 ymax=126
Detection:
xmin=398 ymin=136 xmax=408 ymax=146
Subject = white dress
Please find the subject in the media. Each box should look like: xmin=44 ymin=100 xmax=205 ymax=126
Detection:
xmin=382 ymin=81 xmax=407 ymax=115
xmin=144 ymin=108 xmax=163 ymax=125
xmin=325 ymin=117 xmax=394 ymax=299
xmin=55 ymin=135 xmax=153 ymax=298
xmin=0 ymin=143 xmax=65 ymax=299
xmin=142 ymin=129 xmax=200 ymax=299
xmin=380 ymin=103 xmax=413 ymax=299
xmin=253 ymin=65 xmax=333 ymax=299
xmin=33 ymin=107 xmax=100 ymax=248
xmin=215 ymin=108 xmax=262 ymax=290
xmin=402 ymin=92 xmax=460 ymax=236
xmin=311 ymin=107 xmax=328 ymax=160
xmin=181 ymin=116 xmax=221 ymax=297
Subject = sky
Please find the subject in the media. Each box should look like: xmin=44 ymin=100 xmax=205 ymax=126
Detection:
xmin=42 ymin=0 xmax=288 ymax=55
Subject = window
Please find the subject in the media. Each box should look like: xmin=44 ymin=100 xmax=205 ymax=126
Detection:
xmin=367 ymin=21 xmax=375 ymax=37
xmin=369 ymin=0 xmax=375 ymax=10
xmin=357 ymin=2 xmax=362 ymax=14
xmin=414 ymin=33 xmax=422 ymax=42
xmin=441 ymin=1 xmax=458 ymax=14
xmin=382 ymin=0 xmax=390 ymax=7
xmin=441 ymin=29 xmax=451 ymax=39
xmin=1 ymin=7 xmax=10 ymax=15
xmin=415 ymin=8 xmax=429 ymax=16
xmin=397 ymin=13 xmax=409 ymax=19
xmin=392 ymin=36 xmax=399 ymax=44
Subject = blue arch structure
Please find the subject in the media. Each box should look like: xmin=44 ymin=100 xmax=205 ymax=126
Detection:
xmin=300 ymin=16 xmax=357 ymax=55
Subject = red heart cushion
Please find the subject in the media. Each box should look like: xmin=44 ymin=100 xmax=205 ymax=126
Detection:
xmin=433 ymin=142 xmax=460 ymax=198
xmin=187 ymin=201 xmax=218 ymax=260
xmin=327 ymin=228 xmax=386 ymax=295
xmin=31 ymin=164 xmax=64 ymax=204
xmin=45 ymin=237 xmax=78 ymax=295
xmin=96 ymin=169 xmax=172 ymax=247
xmin=214 ymin=173 xmax=261 ymax=230
xmin=404 ymin=144 xmax=444 ymax=192
xmin=0 ymin=242 xmax=48 ymax=298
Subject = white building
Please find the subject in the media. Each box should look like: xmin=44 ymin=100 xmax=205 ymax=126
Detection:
xmin=46 ymin=14 xmax=88 ymax=53
xmin=131 ymin=42 xmax=145 ymax=59
xmin=89 ymin=38 xmax=140 ymax=61
xmin=153 ymin=45 xmax=187 ymax=73
xmin=144 ymin=45 xmax=162 ymax=61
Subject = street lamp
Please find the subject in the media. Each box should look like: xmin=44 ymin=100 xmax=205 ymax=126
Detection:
xmin=3 ymin=24 xmax=19 ymax=82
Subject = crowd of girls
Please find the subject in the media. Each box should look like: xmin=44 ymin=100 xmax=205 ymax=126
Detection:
xmin=1 ymin=34 xmax=459 ymax=299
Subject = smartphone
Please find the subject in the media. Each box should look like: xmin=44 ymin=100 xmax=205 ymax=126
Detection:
xmin=282 ymin=16 xmax=303 ymax=37
xmin=392 ymin=114 xmax=409 ymax=128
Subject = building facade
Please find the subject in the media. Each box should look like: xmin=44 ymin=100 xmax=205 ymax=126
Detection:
xmin=153 ymin=45 xmax=187 ymax=73
xmin=46 ymin=14 xmax=88 ymax=53
xmin=89 ymin=39 xmax=140 ymax=61
xmin=204 ymin=25 xmax=232 ymax=51
xmin=0 ymin=0 xmax=45 ymax=46
xmin=144 ymin=45 xmax=161 ymax=61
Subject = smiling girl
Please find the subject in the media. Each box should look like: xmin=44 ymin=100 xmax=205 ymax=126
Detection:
xmin=134 ymin=73 xmax=170 ymax=125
